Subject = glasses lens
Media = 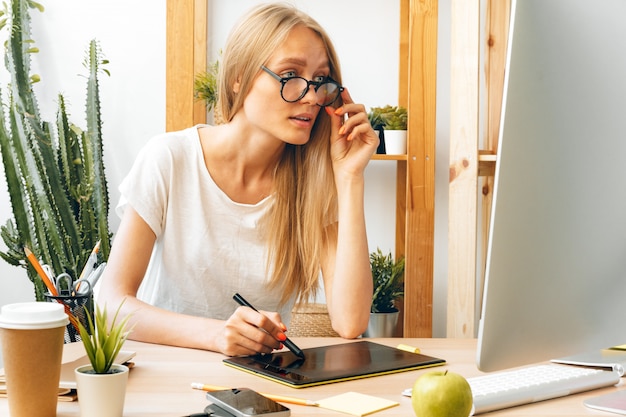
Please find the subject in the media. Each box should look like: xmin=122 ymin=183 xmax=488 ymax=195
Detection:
xmin=281 ymin=77 xmax=309 ymax=102
xmin=316 ymin=82 xmax=340 ymax=106
xmin=280 ymin=77 xmax=342 ymax=106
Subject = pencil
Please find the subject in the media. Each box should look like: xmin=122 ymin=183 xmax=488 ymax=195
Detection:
xmin=24 ymin=246 xmax=79 ymax=330
xmin=24 ymin=246 xmax=58 ymax=296
xmin=190 ymin=383 xmax=318 ymax=406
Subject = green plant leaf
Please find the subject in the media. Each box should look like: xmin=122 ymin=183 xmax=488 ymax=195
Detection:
xmin=74 ymin=300 xmax=133 ymax=374
xmin=370 ymin=248 xmax=405 ymax=313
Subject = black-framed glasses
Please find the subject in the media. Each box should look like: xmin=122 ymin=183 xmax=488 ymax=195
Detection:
xmin=261 ymin=65 xmax=344 ymax=107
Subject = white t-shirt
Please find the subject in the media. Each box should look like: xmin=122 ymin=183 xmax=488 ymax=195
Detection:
xmin=117 ymin=126 xmax=294 ymax=324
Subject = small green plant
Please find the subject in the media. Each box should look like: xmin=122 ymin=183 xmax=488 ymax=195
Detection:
xmin=370 ymin=248 xmax=405 ymax=313
xmin=369 ymin=105 xmax=408 ymax=130
xmin=76 ymin=301 xmax=133 ymax=374
xmin=368 ymin=108 xmax=386 ymax=130
xmin=194 ymin=57 xmax=219 ymax=113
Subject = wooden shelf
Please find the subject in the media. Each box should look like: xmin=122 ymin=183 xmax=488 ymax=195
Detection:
xmin=372 ymin=154 xmax=408 ymax=161
xmin=478 ymin=150 xmax=497 ymax=177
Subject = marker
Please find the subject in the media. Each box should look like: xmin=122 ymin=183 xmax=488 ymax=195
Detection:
xmin=233 ymin=293 xmax=305 ymax=359
xmin=191 ymin=383 xmax=318 ymax=406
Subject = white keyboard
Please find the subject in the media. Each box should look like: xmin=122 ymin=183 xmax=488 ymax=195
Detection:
xmin=403 ymin=364 xmax=621 ymax=415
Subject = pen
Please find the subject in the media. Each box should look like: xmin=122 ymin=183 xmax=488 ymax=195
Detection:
xmin=76 ymin=261 xmax=106 ymax=294
xmin=78 ymin=240 xmax=100 ymax=281
xmin=191 ymin=383 xmax=318 ymax=406
xmin=232 ymin=293 xmax=305 ymax=359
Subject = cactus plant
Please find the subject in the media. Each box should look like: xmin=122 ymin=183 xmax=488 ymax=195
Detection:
xmin=0 ymin=0 xmax=111 ymax=301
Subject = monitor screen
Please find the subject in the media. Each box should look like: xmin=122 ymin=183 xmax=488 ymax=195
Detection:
xmin=477 ymin=0 xmax=626 ymax=372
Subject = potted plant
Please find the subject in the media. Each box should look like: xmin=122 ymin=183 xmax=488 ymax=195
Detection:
xmin=369 ymin=105 xmax=408 ymax=155
xmin=0 ymin=0 xmax=112 ymax=301
xmin=74 ymin=301 xmax=133 ymax=417
xmin=194 ymin=56 xmax=224 ymax=124
xmin=368 ymin=107 xmax=387 ymax=154
xmin=363 ymin=248 xmax=405 ymax=337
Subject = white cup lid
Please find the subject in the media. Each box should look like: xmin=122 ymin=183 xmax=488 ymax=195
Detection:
xmin=0 ymin=302 xmax=69 ymax=329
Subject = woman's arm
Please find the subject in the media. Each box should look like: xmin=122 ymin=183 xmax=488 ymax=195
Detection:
xmin=98 ymin=207 xmax=287 ymax=356
xmin=321 ymin=89 xmax=379 ymax=338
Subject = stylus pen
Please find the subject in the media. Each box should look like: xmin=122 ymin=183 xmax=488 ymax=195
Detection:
xmin=233 ymin=293 xmax=305 ymax=359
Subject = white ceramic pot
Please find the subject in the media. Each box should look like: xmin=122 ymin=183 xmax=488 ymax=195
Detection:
xmin=384 ymin=130 xmax=407 ymax=155
xmin=75 ymin=364 xmax=129 ymax=417
xmin=362 ymin=311 xmax=399 ymax=338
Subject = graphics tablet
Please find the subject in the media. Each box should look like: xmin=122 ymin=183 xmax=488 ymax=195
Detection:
xmin=223 ymin=340 xmax=445 ymax=388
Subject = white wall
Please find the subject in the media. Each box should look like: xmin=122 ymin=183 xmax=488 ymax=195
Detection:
xmin=0 ymin=1 xmax=451 ymax=338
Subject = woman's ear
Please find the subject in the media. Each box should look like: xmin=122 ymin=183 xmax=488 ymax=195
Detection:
xmin=233 ymin=77 xmax=241 ymax=94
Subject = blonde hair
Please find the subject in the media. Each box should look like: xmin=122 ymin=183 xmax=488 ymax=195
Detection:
xmin=217 ymin=3 xmax=342 ymax=305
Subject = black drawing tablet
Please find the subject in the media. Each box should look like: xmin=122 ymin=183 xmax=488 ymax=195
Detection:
xmin=223 ymin=340 xmax=445 ymax=388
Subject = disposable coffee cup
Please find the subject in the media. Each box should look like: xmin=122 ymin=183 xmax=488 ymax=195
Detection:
xmin=0 ymin=302 xmax=69 ymax=417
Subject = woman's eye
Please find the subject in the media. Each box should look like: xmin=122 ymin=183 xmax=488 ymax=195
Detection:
xmin=313 ymin=75 xmax=326 ymax=83
xmin=282 ymin=71 xmax=297 ymax=78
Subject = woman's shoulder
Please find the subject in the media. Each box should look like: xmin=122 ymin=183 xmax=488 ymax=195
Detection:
xmin=138 ymin=125 xmax=205 ymax=160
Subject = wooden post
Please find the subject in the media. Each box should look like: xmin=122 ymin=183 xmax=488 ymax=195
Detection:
xmin=478 ymin=0 xmax=510 ymax=311
xmin=166 ymin=0 xmax=207 ymax=132
xmin=403 ymin=0 xmax=438 ymax=337
xmin=447 ymin=0 xmax=479 ymax=338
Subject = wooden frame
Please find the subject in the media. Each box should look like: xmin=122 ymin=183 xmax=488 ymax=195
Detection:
xmin=166 ymin=0 xmax=438 ymax=337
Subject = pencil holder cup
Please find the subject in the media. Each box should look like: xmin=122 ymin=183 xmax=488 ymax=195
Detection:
xmin=45 ymin=291 xmax=94 ymax=343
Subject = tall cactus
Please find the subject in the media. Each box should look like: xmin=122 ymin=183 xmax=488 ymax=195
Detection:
xmin=0 ymin=0 xmax=111 ymax=300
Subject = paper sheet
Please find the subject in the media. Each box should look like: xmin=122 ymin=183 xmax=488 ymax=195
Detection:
xmin=317 ymin=392 xmax=399 ymax=416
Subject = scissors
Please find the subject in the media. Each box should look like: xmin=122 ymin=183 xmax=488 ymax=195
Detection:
xmin=54 ymin=273 xmax=92 ymax=296
xmin=53 ymin=273 xmax=74 ymax=296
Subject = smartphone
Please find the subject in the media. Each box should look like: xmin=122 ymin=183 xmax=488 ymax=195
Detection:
xmin=205 ymin=388 xmax=291 ymax=417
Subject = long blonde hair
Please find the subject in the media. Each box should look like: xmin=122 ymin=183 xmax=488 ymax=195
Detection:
xmin=217 ymin=3 xmax=342 ymax=304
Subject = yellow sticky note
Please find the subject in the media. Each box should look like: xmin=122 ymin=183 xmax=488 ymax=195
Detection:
xmin=317 ymin=392 xmax=399 ymax=416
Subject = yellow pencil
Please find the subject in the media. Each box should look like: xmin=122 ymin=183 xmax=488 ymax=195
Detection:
xmin=191 ymin=383 xmax=318 ymax=406
xmin=24 ymin=246 xmax=58 ymax=296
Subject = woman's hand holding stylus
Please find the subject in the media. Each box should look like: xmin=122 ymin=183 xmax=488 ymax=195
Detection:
xmin=215 ymin=306 xmax=287 ymax=357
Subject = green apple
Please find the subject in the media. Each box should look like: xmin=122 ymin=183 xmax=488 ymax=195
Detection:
xmin=411 ymin=370 xmax=473 ymax=417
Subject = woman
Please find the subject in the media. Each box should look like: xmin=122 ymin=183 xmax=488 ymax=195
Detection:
xmin=99 ymin=3 xmax=378 ymax=356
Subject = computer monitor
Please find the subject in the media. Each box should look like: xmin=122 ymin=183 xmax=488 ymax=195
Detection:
xmin=476 ymin=0 xmax=626 ymax=372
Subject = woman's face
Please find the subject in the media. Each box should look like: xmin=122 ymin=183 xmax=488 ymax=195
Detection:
xmin=239 ymin=25 xmax=329 ymax=146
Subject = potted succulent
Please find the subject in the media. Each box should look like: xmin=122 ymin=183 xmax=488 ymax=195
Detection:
xmin=369 ymin=105 xmax=408 ymax=155
xmin=368 ymin=107 xmax=387 ymax=154
xmin=0 ymin=0 xmax=112 ymax=301
xmin=363 ymin=248 xmax=405 ymax=337
xmin=74 ymin=301 xmax=133 ymax=417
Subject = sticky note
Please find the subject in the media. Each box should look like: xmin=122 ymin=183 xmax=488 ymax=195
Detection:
xmin=317 ymin=392 xmax=399 ymax=416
